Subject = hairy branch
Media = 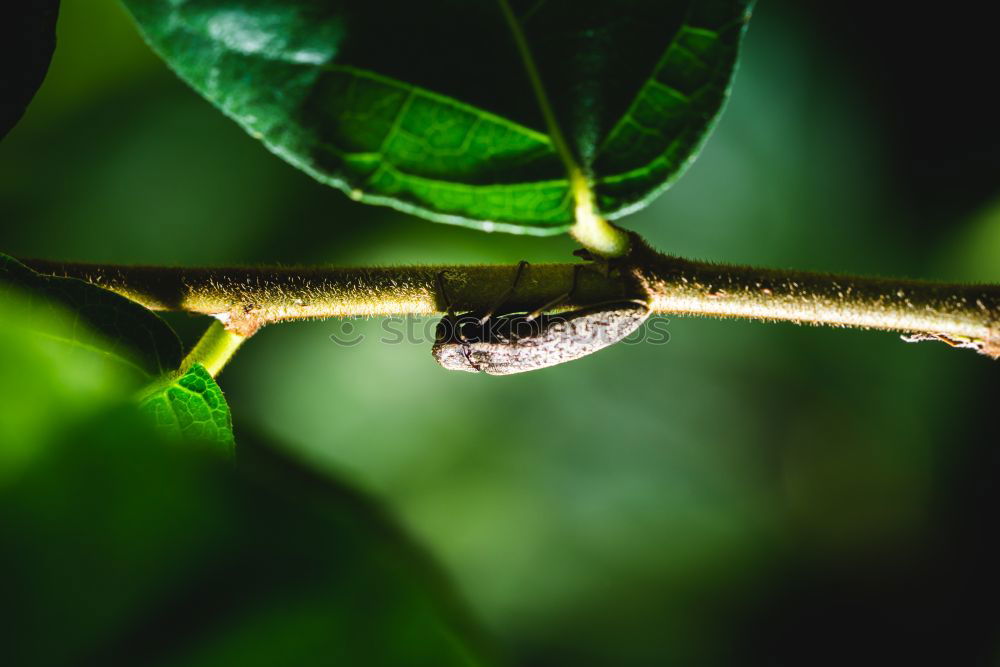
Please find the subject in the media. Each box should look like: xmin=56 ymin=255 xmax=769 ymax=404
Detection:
xmin=24 ymin=238 xmax=1000 ymax=358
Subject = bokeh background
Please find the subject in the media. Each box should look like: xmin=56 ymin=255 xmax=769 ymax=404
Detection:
xmin=2 ymin=1 xmax=999 ymax=664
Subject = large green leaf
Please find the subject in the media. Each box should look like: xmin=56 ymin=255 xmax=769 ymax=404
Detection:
xmin=139 ymin=362 xmax=236 ymax=454
xmin=0 ymin=1 xmax=60 ymax=138
xmin=1 ymin=253 xmax=182 ymax=376
xmin=121 ymin=0 xmax=752 ymax=235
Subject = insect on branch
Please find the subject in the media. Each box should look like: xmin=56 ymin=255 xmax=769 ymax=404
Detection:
xmin=22 ymin=235 xmax=1000 ymax=359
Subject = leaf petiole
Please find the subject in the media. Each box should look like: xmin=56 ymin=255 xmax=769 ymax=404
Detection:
xmin=181 ymin=320 xmax=248 ymax=378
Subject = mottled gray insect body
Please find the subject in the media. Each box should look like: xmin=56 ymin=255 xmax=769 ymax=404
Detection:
xmin=432 ymin=302 xmax=650 ymax=375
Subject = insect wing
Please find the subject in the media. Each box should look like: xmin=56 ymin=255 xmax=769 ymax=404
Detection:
xmin=470 ymin=302 xmax=650 ymax=375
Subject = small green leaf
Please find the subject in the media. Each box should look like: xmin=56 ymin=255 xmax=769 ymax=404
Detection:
xmin=139 ymin=363 xmax=235 ymax=453
xmin=1 ymin=1 xmax=60 ymax=138
xmin=0 ymin=253 xmax=182 ymax=376
xmin=121 ymin=0 xmax=752 ymax=234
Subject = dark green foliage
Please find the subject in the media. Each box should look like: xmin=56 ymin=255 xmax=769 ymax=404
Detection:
xmin=0 ymin=288 xmax=491 ymax=666
xmin=0 ymin=1 xmax=60 ymax=138
xmin=10 ymin=3 xmax=997 ymax=665
xmin=0 ymin=416 xmax=492 ymax=666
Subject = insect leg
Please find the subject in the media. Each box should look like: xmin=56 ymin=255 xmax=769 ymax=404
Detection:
xmin=525 ymin=264 xmax=583 ymax=321
xmin=435 ymin=270 xmax=457 ymax=318
xmin=478 ymin=260 xmax=529 ymax=326
xmin=436 ymin=269 xmax=470 ymax=344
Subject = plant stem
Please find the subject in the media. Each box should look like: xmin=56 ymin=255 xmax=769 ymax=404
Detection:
xmin=181 ymin=320 xmax=247 ymax=377
xmin=24 ymin=248 xmax=1000 ymax=358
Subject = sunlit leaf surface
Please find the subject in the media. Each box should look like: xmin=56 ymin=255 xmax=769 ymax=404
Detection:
xmin=139 ymin=362 xmax=235 ymax=453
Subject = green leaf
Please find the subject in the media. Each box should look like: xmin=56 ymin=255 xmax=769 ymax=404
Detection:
xmin=120 ymin=0 xmax=752 ymax=234
xmin=1 ymin=1 xmax=60 ymax=138
xmin=0 ymin=253 xmax=182 ymax=377
xmin=139 ymin=362 xmax=235 ymax=453
xmin=0 ymin=289 xmax=141 ymax=479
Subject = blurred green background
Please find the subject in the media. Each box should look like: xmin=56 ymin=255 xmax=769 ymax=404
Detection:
xmin=2 ymin=1 xmax=999 ymax=664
